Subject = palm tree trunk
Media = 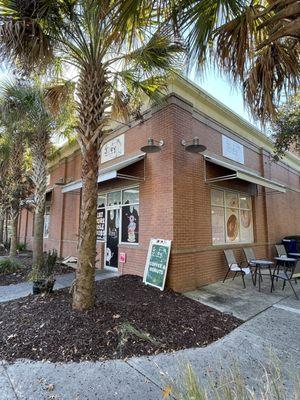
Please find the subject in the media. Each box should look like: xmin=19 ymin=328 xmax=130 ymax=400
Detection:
xmin=72 ymin=65 xmax=107 ymax=310
xmin=31 ymin=135 xmax=48 ymax=269
xmin=9 ymin=210 xmax=18 ymax=257
xmin=0 ymin=207 xmax=4 ymax=244
xmin=33 ymin=203 xmax=45 ymax=267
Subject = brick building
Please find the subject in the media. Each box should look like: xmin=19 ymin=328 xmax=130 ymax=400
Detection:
xmin=18 ymin=76 xmax=300 ymax=292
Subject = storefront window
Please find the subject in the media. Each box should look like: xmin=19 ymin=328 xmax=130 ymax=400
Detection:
xmin=107 ymin=191 xmax=121 ymax=206
xmin=121 ymin=187 xmax=139 ymax=244
xmin=211 ymin=189 xmax=253 ymax=245
xmin=97 ymin=187 xmax=140 ymax=246
xmin=44 ymin=205 xmax=51 ymax=238
xmin=123 ymin=188 xmax=139 ymax=204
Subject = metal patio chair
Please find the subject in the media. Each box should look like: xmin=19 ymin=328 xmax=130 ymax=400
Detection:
xmin=275 ymin=244 xmax=287 ymax=257
xmin=271 ymin=259 xmax=300 ymax=300
xmin=223 ymin=249 xmax=251 ymax=289
xmin=243 ymin=247 xmax=274 ymax=290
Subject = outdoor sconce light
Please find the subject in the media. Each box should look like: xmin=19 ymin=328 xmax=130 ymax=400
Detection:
xmin=140 ymin=138 xmax=164 ymax=153
xmin=181 ymin=137 xmax=207 ymax=153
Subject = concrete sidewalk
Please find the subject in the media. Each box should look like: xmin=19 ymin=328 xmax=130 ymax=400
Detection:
xmin=0 ymin=270 xmax=117 ymax=303
xmin=1 ymin=292 xmax=300 ymax=399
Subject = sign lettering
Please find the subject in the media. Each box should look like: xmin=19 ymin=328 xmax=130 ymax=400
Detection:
xmin=143 ymin=239 xmax=172 ymax=291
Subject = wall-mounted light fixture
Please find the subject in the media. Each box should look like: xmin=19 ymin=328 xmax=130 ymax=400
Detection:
xmin=181 ymin=137 xmax=207 ymax=153
xmin=140 ymin=138 xmax=164 ymax=153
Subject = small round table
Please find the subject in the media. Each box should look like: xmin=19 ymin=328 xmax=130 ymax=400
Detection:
xmin=274 ymin=256 xmax=296 ymax=272
xmin=288 ymin=253 xmax=300 ymax=258
xmin=250 ymin=259 xmax=273 ymax=292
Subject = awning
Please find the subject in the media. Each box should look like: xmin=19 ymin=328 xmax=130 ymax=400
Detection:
xmin=62 ymin=153 xmax=145 ymax=193
xmin=204 ymin=155 xmax=286 ymax=193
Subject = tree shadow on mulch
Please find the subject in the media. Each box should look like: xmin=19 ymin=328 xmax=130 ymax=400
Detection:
xmin=0 ymin=275 xmax=241 ymax=362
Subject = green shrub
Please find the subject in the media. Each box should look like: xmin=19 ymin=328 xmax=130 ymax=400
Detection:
xmin=29 ymin=249 xmax=58 ymax=281
xmin=16 ymin=242 xmax=26 ymax=252
xmin=0 ymin=258 xmax=23 ymax=275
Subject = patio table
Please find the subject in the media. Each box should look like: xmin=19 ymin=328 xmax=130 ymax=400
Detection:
xmin=288 ymin=253 xmax=300 ymax=258
xmin=250 ymin=259 xmax=273 ymax=292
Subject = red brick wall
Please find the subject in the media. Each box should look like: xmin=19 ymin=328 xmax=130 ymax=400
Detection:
xmin=18 ymin=95 xmax=300 ymax=292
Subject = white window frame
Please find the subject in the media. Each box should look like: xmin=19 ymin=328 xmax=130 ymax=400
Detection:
xmin=211 ymin=187 xmax=254 ymax=245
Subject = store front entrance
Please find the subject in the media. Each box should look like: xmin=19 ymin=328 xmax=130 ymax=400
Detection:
xmin=105 ymin=207 xmax=120 ymax=269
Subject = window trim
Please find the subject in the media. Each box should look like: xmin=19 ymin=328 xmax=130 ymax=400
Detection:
xmin=211 ymin=187 xmax=254 ymax=246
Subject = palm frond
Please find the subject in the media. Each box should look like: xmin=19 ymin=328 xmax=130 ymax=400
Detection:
xmin=243 ymin=40 xmax=300 ymax=122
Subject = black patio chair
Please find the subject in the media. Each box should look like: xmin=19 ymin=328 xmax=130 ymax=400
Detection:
xmin=223 ymin=249 xmax=251 ymax=289
xmin=271 ymin=260 xmax=300 ymax=300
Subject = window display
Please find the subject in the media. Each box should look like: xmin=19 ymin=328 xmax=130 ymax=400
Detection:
xmin=211 ymin=189 xmax=253 ymax=244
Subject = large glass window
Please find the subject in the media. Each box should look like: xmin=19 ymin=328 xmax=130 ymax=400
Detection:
xmin=211 ymin=188 xmax=253 ymax=245
xmin=121 ymin=188 xmax=139 ymax=244
xmin=97 ymin=187 xmax=139 ymax=245
xmin=107 ymin=191 xmax=121 ymax=206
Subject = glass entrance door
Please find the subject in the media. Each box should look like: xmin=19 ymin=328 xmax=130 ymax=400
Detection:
xmin=105 ymin=207 xmax=120 ymax=268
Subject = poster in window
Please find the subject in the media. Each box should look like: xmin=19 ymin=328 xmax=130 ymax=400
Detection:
xmin=211 ymin=207 xmax=225 ymax=244
xmin=225 ymin=192 xmax=239 ymax=209
xmin=240 ymin=210 xmax=253 ymax=242
xmin=96 ymin=208 xmax=106 ymax=241
xmin=226 ymin=209 xmax=239 ymax=242
xmin=121 ymin=205 xmax=139 ymax=243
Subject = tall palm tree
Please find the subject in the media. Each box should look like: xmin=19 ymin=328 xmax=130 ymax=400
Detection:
xmin=0 ymin=121 xmax=27 ymax=257
xmin=0 ymin=80 xmax=74 ymax=267
xmin=0 ymin=0 xmax=182 ymax=310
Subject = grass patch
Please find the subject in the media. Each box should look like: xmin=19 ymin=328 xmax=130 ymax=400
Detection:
xmin=0 ymin=258 xmax=24 ymax=275
xmin=163 ymin=359 xmax=300 ymax=399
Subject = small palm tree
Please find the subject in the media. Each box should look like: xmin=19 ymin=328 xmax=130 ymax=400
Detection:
xmin=0 ymin=80 xmax=74 ymax=267
xmin=0 ymin=108 xmax=28 ymax=257
xmin=0 ymin=135 xmax=10 ymax=245
xmin=0 ymin=0 xmax=182 ymax=309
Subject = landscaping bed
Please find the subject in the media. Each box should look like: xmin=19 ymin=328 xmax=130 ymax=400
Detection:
xmin=0 ymin=252 xmax=74 ymax=286
xmin=0 ymin=275 xmax=241 ymax=362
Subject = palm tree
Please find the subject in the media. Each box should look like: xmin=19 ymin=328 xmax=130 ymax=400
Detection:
xmin=0 ymin=120 xmax=27 ymax=257
xmin=0 ymin=0 xmax=182 ymax=310
xmin=0 ymin=135 xmax=10 ymax=245
xmin=172 ymin=0 xmax=299 ymax=122
xmin=0 ymin=80 xmax=74 ymax=267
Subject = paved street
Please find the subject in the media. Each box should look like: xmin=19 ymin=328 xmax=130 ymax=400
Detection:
xmin=0 ymin=277 xmax=299 ymax=399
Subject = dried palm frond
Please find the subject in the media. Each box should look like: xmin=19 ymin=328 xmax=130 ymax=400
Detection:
xmin=213 ymin=3 xmax=265 ymax=82
xmin=44 ymin=82 xmax=73 ymax=115
xmin=0 ymin=18 xmax=53 ymax=71
xmin=243 ymin=40 xmax=300 ymax=121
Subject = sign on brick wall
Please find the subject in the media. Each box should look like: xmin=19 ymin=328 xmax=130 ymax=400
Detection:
xmin=222 ymin=135 xmax=244 ymax=164
xmin=143 ymin=239 xmax=172 ymax=291
xmin=101 ymin=134 xmax=125 ymax=163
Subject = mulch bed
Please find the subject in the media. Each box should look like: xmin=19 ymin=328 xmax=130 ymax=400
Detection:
xmin=0 ymin=275 xmax=241 ymax=362
xmin=0 ymin=252 xmax=74 ymax=286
